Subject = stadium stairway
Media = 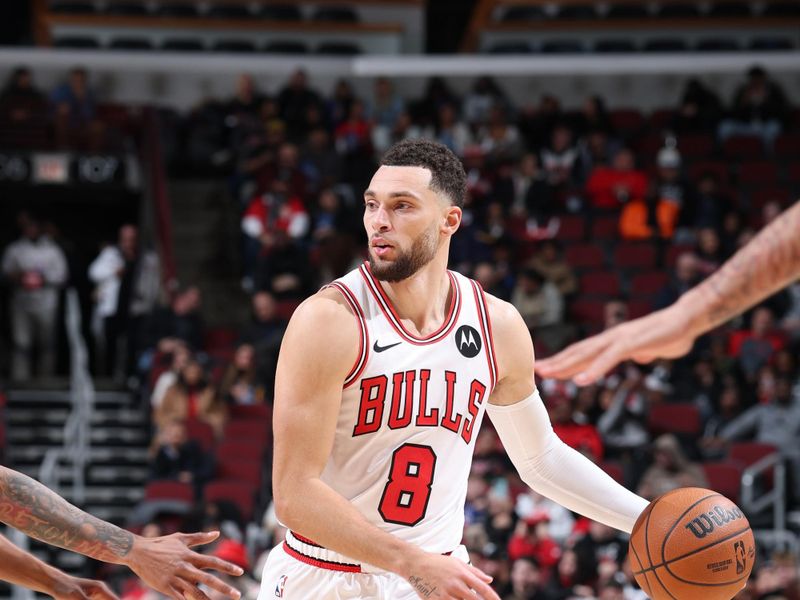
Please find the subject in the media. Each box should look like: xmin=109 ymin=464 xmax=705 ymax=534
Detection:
xmin=2 ymin=386 xmax=150 ymax=585
xmin=168 ymin=179 xmax=250 ymax=328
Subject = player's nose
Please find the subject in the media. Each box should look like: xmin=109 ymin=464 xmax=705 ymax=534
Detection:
xmin=370 ymin=205 xmax=391 ymax=231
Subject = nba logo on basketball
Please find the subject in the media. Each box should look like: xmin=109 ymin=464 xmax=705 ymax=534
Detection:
xmin=274 ymin=574 xmax=287 ymax=597
xmin=734 ymin=540 xmax=746 ymax=574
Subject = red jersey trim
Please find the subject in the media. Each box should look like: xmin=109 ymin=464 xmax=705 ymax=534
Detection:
xmin=470 ymin=280 xmax=498 ymax=391
xmin=325 ymin=282 xmax=369 ymax=389
xmin=282 ymin=542 xmax=362 ymax=573
xmin=359 ymin=263 xmax=462 ymax=346
xmin=291 ymin=532 xmax=323 ymax=548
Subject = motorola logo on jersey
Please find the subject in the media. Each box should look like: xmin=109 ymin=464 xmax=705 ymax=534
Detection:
xmin=455 ymin=325 xmax=481 ymax=358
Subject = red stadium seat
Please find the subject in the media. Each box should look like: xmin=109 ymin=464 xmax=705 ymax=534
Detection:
xmin=204 ymin=480 xmax=257 ymax=520
xmin=223 ymin=419 xmax=270 ymax=441
xmin=750 ymin=187 xmax=790 ymax=210
xmin=688 ymin=161 xmax=729 ymax=184
xmin=665 ymin=244 xmax=695 ymax=267
xmin=580 ymin=272 xmax=621 ymax=297
xmin=216 ymin=439 xmax=267 ymax=464
xmin=627 ymin=298 xmax=653 ymax=318
xmin=737 ymin=161 xmax=779 ymax=186
xmin=144 ymin=480 xmax=194 ymax=503
xmin=217 ymin=458 xmax=263 ymax=487
xmin=229 ymin=403 xmax=272 ymax=421
xmin=775 ymin=134 xmax=800 ymax=157
xmin=612 ymin=243 xmax=657 ymax=270
xmin=677 ymin=134 xmax=715 ymax=160
xmin=186 ymin=419 xmax=215 ymax=452
xmin=630 ymin=271 xmax=669 ymax=295
xmin=204 ymin=327 xmax=237 ymax=352
xmin=276 ymin=300 xmax=302 ymax=320
xmin=649 ymin=109 xmax=676 ymax=132
xmin=565 ymin=243 xmax=604 ymax=269
xmin=702 ymin=461 xmax=743 ymax=504
xmin=787 ymin=162 xmax=800 ymax=183
xmin=590 ymin=217 xmax=619 ymax=240
xmin=723 ymin=136 xmax=764 ymax=160
xmin=570 ymin=299 xmax=606 ymax=325
xmin=599 ymin=460 xmax=625 ymax=485
xmin=555 ymin=215 xmax=586 ymax=241
xmin=728 ymin=442 xmax=777 ymax=467
xmin=610 ymin=109 xmax=645 ymax=135
xmin=648 ymin=403 xmax=701 ymax=436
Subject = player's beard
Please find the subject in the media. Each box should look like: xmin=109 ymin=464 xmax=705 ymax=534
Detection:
xmin=369 ymin=225 xmax=439 ymax=282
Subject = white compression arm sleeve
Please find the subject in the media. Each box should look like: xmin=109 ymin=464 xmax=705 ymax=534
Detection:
xmin=486 ymin=389 xmax=649 ymax=533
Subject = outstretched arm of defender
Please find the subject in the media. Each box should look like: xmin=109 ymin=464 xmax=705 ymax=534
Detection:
xmin=486 ymin=297 xmax=649 ymax=533
xmin=271 ymin=288 xmax=499 ymax=600
xmin=0 ymin=466 xmax=243 ymax=600
xmin=536 ymin=200 xmax=800 ymax=384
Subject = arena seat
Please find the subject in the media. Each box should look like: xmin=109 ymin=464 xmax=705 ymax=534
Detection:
xmin=642 ymin=39 xmax=688 ymax=53
xmin=648 ymin=108 xmax=677 ymax=130
xmin=737 ymin=161 xmax=779 ymax=186
xmin=51 ymin=1 xmax=96 ymax=13
xmin=590 ymin=216 xmax=619 ymax=240
xmin=775 ymin=134 xmax=800 ymax=157
xmin=723 ymin=136 xmax=765 ymax=160
xmin=594 ymin=39 xmax=637 ymax=53
xmin=109 ymin=37 xmax=154 ymax=50
xmin=688 ymin=161 xmax=730 ymax=184
xmin=750 ymin=187 xmax=790 ymax=210
xmin=486 ymin=41 xmax=533 ymax=54
xmin=263 ymin=41 xmax=309 ymax=54
xmin=655 ymin=3 xmax=700 ymax=18
xmin=501 ymin=6 xmax=545 ymax=21
xmin=105 ymin=2 xmax=148 ymax=16
xmin=207 ymin=5 xmax=252 ymax=19
xmin=762 ymin=2 xmax=800 ymax=17
xmin=607 ymin=4 xmax=649 ymax=19
xmin=555 ymin=215 xmax=586 ymax=241
xmin=569 ymin=298 xmax=606 ymax=324
xmin=258 ymin=4 xmax=303 ymax=21
xmin=580 ymin=273 xmax=621 ymax=297
xmin=609 ymin=109 xmax=645 ymax=136
xmin=630 ymin=271 xmax=669 ymax=296
xmin=728 ymin=442 xmax=778 ymax=467
xmin=648 ymin=403 xmax=701 ymax=436
xmin=565 ymin=243 xmax=604 ymax=269
xmin=707 ymin=1 xmax=752 ymax=17
xmin=313 ymin=6 xmax=359 ymax=22
xmin=204 ymin=480 xmax=257 ymax=520
xmin=627 ymin=298 xmax=653 ymax=318
xmin=317 ymin=41 xmax=362 ymax=55
xmin=186 ymin=419 xmax=215 ymax=452
xmin=212 ymin=40 xmax=257 ymax=53
xmin=556 ymin=4 xmax=597 ymax=20
xmin=145 ymin=480 xmax=194 ymax=503
xmin=702 ymin=462 xmax=743 ymax=503
xmin=162 ymin=38 xmax=205 ymax=51
xmin=223 ymin=419 xmax=270 ymax=441
xmin=54 ymin=36 xmax=100 ymax=48
xmin=229 ymin=404 xmax=272 ymax=421
xmin=216 ymin=439 xmax=268 ymax=463
xmin=157 ymin=4 xmax=198 ymax=17
xmin=613 ymin=243 xmax=657 ymax=270
xmin=217 ymin=458 xmax=263 ymax=487
xmin=749 ymin=37 xmax=794 ymax=51
xmin=696 ymin=38 xmax=741 ymax=51
xmin=677 ymin=134 xmax=715 ymax=160
xmin=540 ymin=40 xmax=586 ymax=53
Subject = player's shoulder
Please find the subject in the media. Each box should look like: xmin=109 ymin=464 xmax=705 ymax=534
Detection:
xmin=481 ymin=290 xmax=526 ymax=333
xmin=288 ymin=286 xmax=358 ymax=332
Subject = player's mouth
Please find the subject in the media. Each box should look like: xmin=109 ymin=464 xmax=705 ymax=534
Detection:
xmin=371 ymin=238 xmax=394 ymax=258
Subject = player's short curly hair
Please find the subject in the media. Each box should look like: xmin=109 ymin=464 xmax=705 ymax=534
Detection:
xmin=380 ymin=139 xmax=466 ymax=208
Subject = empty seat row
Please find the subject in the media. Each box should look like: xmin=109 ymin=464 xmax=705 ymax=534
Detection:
xmin=486 ymin=36 xmax=795 ymax=54
xmin=50 ymin=2 xmax=359 ymax=21
xmin=54 ymin=37 xmax=361 ymax=54
xmin=499 ymin=1 xmax=800 ymax=22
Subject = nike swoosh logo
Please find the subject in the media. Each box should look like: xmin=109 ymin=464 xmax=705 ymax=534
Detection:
xmin=373 ymin=340 xmax=402 ymax=353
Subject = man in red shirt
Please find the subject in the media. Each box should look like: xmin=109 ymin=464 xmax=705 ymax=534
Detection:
xmin=585 ymin=148 xmax=648 ymax=210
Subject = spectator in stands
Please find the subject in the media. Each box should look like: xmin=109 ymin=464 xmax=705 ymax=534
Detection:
xmin=695 ymin=227 xmax=724 ymax=274
xmin=511 ymin=269 xmax=565 ymax=350
xmin=636 ymin=433 xmax=708 ymax=500
xmin=728 ymin=306 xmax=786 ymax=382
xmin=1 ymin=212 xmax=68 ymax=381
xmin=507 ymin=514 xmax=562 ymax=570
xmin=571 ymin=521 xmax=628 ymax=579
xmin=326 ymin=79 xmax=357 ymax=128
xmin=585 ymin=147 xmax=648 ymax=210
xmin=540 ymin=124 xmax=582 ymax=190
xmin=718 ymin=65 xmax=788 ymax=148
xmin=140 ymin=286 xmax=204 ymax=358
xmin=651 ymin=146 xmax=691 ymax=237
xmin=507 ymin=556 xmax=549 ymax=600
xmin=300 ymin=128 xmax=342 ymax=194
xmin=0 ymin=66 xmax=46 ymax=122
xmin=225 ymin=74 xmax=262 ymax=123
xmin=573 ymin=95 xmax=613 ymax=137
xmin=277 ymin=69 xmax=322 ymax=142
xmin=780 ymin=282 xmax=800 ymax=342
xmin=89 ymin=224 xmax=160 ymax=379
xmin=241 ymin=179 xmax=309 ymax=291
xmin=149 ymin=419 xmax=211 ymax=488
xmin=672 ymin=78 xmax=723 ymax=134
xmin=368 ymin=77 xmax=404 ymax=129
xmin=309 ymin=188 xmax=358 ymax=280
xmin=372 ymin=110 xmax=423 ymax=156
xmin=239 ymin=291 xmax=286 ymax=397
xmin=477 ymin=105 xmax=523 ymax=163
xmin=50 ymin=66 xmax=95 ymax=128
xmin=548 ymin=393 xmax=604 ymax=461
xmin=463 ymin=76 xmax=509 ymax=128
xmin=517 ymin=94 xmax=562 ymax=151
xmin=335 ymin=100 xmax=374 ymax=185
xmin=655 ymin=252 xmax=701 ymax=310
xmin=603 ymin=300 xmax=628 ymax=330
xmin=413 ymin=77 xmax=459 ymax=126
xmin=718 ymin=376 xmax=800 ymax=500
xmin=156 ymin=358 xmax=227 ymax=438
xmin=219 ymin=343 xmax=265 ymax=407
xmin=544 ymin=548 xmax=596 ymax=600
xmin=492 ymin=153 xmax=554 ymax=226
xmin=577 ymin=129 xmax=621 ymax=183
xmin=253 ymin=230 xmax=314 ymax=299
xmin=514 ymin=489 xmax=574 ymax=546
xmin=209 ymin=539 xmax=260 ymax=600
xmin=150 ymin=342 xmax=191 ymax=410
xmin=700 ymin=382 xmax=744 ymax=460
xmin=679 ymin=171 xmax=727 ymax=232
xmin=427 ymin=103 xmax=472 ymax=157
xmin=526 ymin=240 xmax=578 ymax=298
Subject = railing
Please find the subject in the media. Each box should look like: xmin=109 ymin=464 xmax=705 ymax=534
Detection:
xmin=740 ymin=451 xmax=795 ymax=551
xmin=38 ymin=289 xmax=94 ymax=505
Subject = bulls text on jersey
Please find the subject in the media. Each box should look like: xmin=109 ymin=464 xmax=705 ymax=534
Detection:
xmin=353 ymin=368 xmax=488 ymax=444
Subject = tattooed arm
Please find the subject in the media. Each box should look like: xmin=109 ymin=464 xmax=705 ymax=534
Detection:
xmin=0 ymin=466 xmax=243 ymax=600
xmin=536 ymin=200 xmax=800 ymax=384
xmin=0 ymin=533 xmax=118 ymax=600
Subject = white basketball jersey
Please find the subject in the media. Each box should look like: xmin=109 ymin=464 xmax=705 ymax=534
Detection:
xmin=322 ymin=262 xmax=498 ymax=554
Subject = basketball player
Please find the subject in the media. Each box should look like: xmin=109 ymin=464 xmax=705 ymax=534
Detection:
xmin=260 ymin=140 xmax=649 ymax=600
xmin=0 ymin=465 xmax=243 ymax=600
xmin=536 ymin=200 xmax=800 ymax=385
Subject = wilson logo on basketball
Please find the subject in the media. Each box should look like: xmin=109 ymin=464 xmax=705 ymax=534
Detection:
xmin=684 ymin=505 xmax=745 ymax=539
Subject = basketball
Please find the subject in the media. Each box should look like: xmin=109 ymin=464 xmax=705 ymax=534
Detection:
xmin=629 ymin=487 xmax=755 ymax=600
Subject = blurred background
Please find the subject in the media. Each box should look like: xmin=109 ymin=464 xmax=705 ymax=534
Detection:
xmin=0 ymin=1 xmax=799 ymax=598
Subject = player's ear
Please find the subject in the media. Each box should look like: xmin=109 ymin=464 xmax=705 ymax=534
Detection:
xmin=441 ymin=205 xmax=462 ymax=236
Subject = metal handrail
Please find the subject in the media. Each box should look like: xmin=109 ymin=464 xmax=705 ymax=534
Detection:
xmin=38 ymin=289 xmax=94 ymax=505
xmin=741 ymin=451 xmax=786 ymax=533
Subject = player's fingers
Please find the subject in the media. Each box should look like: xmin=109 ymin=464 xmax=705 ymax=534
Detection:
xmin=466 ymin=563 xmax=492 ymax=583
xmin=464 ymin=575 xmax=500 ymax=600
xmin=181 ymin=565 xmax=241 ymax=600
xmin=190 ymin=553 xmax=245 ymax=577
xmin=536 ymin=335 xmax=611 ymax=379
xmin=574 ymin=344 xmax=628 ymax=386
xmin=180 ymin=531 xmax=219 ymax=548
xmin=175 ymin=580 xmax=211 ymax=600
xmin=88 ymin=583 xmax=120 ymax=600
xmin=166 ymin=584 xmax=186 ymax=600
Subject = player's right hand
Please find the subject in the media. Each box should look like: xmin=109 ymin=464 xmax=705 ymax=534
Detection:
xmin=51 ymin=576 xmax=119 ymax=600
xmin=123 ymin=531 xmax=243 ymax=600
xmin=405 ymin=553 xmax=500 ymax=600
xmin=534 ymin=305 xmax=696 ymax=385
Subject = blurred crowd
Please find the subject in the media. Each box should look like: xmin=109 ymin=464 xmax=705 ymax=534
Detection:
xmin=1 ymin=63 xmax=800 ymax=599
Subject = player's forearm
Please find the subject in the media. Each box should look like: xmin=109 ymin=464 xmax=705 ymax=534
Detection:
xmin=0 ymin=466 xmax=134 ymax=564
xmin=0 ymin=533 xmax=72 ymax=596
xmin=681 ymin=200 xmax=800 ymax=334
xmin=274 ymin=476 xmax=425 ymax=578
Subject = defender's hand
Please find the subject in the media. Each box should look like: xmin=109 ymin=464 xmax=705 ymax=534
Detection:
xmin=405 ymin=553 xmax=500 ymax=600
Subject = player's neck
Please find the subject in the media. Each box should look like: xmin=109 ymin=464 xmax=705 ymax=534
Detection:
xmin=378 ymin=254 xmax=452 ymax=338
